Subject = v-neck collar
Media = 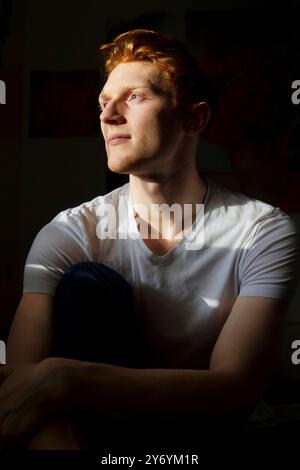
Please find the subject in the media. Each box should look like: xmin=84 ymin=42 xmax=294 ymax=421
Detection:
xmin=126 ymin=176 xmax=210 ymax=264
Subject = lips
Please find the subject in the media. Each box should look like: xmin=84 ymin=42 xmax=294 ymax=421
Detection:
xmin=108 ymin=134 xmax=131 ymax=145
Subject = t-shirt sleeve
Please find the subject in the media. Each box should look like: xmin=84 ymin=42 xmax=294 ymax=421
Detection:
xmin=238 ymin=210 xmax=299 ymax=300
xmin=23 ymin=213 xmax=91 ymax=296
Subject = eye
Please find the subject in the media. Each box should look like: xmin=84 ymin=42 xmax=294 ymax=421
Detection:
xmin=98 ymin=102 xmax=106 ymax=111
xmin=127 ymin=93 xmax=142 ymax=103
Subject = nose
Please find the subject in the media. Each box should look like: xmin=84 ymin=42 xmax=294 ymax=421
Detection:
xmin=100 ymin=102 xmax=126 ymax=125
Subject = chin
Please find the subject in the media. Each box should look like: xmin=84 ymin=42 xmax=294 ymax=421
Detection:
xmin=107 ymin=162 xmax=134 ymax=175
xmin=107 ymin=155 xmax=141 ymax=174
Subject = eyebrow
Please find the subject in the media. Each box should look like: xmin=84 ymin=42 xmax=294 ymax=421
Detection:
xmin=99 ymin=85 xmax=152 ymax=102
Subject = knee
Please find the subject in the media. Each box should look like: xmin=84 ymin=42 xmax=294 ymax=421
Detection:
xmin=54 ymin=261 xmax=134 ymax=310
xmin=56 ymin=261 xmax=118 ymax=293
xmin=57 ymin=261 xmax=105 ymax=285
xmin=53 ymin=262 xmax=101 ymax=300
xmin=57 ymin=261 xmax=129 ymax=289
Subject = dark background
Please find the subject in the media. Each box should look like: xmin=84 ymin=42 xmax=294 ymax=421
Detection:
xmin=1 ymin=0 xmax=300 ymax=434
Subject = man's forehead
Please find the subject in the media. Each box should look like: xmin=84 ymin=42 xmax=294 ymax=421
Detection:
xmin=100 ymin=83 xmax=152 ymax=100
xmin=100 ymin=62 xmax=168 ymax=98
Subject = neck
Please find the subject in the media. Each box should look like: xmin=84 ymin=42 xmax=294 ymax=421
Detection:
xmin=130 ymin=167 xmax=206 ymax=205
xmin=129 ymin=163 xmax=207 ymax=238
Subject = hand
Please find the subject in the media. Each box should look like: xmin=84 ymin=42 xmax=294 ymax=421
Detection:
xmin=0 ymin=358 xmax=77 ymax=448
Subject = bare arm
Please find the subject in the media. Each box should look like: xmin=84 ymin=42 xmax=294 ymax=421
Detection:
xmin=71 ymin=295 xmax=289 ymax=426
xmin=6 ymin=293 xmax=54 ymax=363
xmin=4 ymin=293 xmax=79 ymax=449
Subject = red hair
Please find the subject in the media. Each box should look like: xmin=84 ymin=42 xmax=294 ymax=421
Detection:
xmin=99 ymin=29 xmax=216 ymax=115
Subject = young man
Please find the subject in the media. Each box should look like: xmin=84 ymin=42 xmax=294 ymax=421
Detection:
xmin=0 ymin=29 xmax=298 ymax=450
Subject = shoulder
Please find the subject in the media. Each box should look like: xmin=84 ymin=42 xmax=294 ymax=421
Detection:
xmin=61 ymin=182 xmax=129 ymax=217
xmin=206 ymin=180 xmax=299 ymax=300
xmin=52 ymin=182 xmax=129 ymax=227
xmin=208 ymin=177 xmax=278 ymax=218
xmin=206 ymin=177 xmax=298 ymax=240
xmin=23 ymin=184 xmax=130 ymax=295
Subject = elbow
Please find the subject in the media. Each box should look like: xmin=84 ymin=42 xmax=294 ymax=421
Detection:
xmin=222 ymin=376 xmax=265 ymax=427
xmin=207 ymin=369 xmax=264 ymax=427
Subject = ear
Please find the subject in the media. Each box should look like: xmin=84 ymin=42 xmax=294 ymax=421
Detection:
xmin=184 ymin=102 xmax=212 ymax=136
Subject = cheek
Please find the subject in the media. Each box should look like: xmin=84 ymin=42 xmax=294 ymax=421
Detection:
xmin=132 ymin=104 xmax=178 ymax=148
xmin=135 ymin=109 xmax=158 ymax=127
xmin=133 ymin=112 xmax=161 ymax=141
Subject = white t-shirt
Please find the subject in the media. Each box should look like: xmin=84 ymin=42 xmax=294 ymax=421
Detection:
xmin=23 ymin=177 xmax=299 ymax=368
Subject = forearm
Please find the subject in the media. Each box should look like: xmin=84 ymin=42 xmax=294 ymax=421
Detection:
xmin=0 ymin=358 xmax=256 ymax=448
xmin=71 ymin=363 xmax=254 ymax=427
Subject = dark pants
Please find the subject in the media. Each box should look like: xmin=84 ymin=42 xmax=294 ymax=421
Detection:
xmin=52 ymin=261 xmax=146 ymax=368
